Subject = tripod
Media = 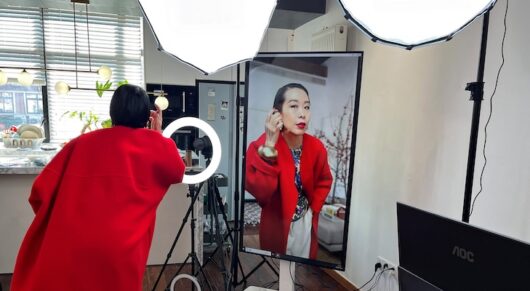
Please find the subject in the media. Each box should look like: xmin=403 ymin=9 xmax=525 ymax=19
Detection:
xmin=197 ymin=173 xmax=248 ymax=291
xmin=199 ymin=174 xmax=279 ymax=290
xmin=151 ymin=181 xmax=213 ymax=291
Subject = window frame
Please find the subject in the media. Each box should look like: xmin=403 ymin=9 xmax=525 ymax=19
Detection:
xmin=0 ymin=92 xmax=15 ymax=113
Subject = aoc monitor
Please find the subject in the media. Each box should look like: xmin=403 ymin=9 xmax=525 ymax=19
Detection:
xmin=240 ymin=52 xmax=363 ymax=270
xmin=397 ymin=202 xmax=530 ymax=291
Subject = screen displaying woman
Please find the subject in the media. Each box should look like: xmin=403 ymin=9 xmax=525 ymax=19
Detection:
xmin=245 ymin=83 xmax=332 ymax=259
xmin=241 ymin=52 xmax=363 ymax=270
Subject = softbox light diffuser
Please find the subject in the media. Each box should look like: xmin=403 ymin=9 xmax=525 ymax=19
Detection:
xmin=338 ymin=0 xmax=497 ymax=48
xmin=139 ymin=0 xmax=276 ymax=74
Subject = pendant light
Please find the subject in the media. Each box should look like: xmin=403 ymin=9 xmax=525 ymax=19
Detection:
xmin=18 ymin=69 xmax=34 ymax=86
xmin=0 ymin=70 xmax=7 ymax=85
xmin=54 ymin=1 xmax=113 ymax=94
xmin=155 ymin=95 xmax=169 ymax=110
xmin=97 ymin=65 xmax=112 ymax=81
xmin=55 ymin=81 xmax=71 ymax=95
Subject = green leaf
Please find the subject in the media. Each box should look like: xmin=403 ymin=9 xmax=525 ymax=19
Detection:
xmin=101 ymin=119 xmax=112 ymax=128
xmin=96 ymin=80 xmax=113 ymax=97
xmin=116 ymin=79 xmax=128 ymax=87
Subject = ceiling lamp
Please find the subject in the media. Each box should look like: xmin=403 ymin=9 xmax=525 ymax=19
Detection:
xmin=55 ymin=81 xmax=71 ymax=95
xmin=0 ymin=70 xmax=7 ymax=85
xmin=139 ymin=0 xmax=277 ymax=74
xmin=155 ymin=95 xmax=169 ymax=111
xmin=98 ymin=65 xmax=112 ymax=81
xmin=53 ymin=1 xmax=113 ymax=93
xmin=338 ymin=0 xmax=497 ymax=48
xmin=18 ymin=69 xmax=34 ymax=86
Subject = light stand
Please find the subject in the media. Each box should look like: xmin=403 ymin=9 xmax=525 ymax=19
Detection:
xmin=198 ymin=172 xmax=246 ymax=290
xmin=228 ymin=64 xmax=281 ymax=290
xmin=229 ymin=63 xmax=243 ymax=288
xmin=462 ymin=10 xmax=490 ymax=223
xmin=151 ymin=179 xmax=213 ymax=291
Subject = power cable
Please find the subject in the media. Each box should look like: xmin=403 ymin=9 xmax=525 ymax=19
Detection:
xmin=366 ymin=267 xmax=393 ymax=291
xmin=470 ymin=0 xmax=509 ymax=218
xmin=357 ymin=263 xmax=382 ymax=290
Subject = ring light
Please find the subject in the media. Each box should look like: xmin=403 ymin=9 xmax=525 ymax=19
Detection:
xmin=163 ymin=117 xmax=221 ymax=184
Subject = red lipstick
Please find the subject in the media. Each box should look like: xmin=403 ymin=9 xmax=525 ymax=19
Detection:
xmin=296 ymin=122 xmax=306 ymax=129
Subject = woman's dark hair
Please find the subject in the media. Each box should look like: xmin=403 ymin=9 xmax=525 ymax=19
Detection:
xmin=272 ymin=83 xmax=309 ymax=112
xmin=110 ymin=84 xmax=151 ymax=128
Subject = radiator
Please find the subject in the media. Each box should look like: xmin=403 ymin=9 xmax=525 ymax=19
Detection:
xmin=310 ymin=24 xmax=348 ymax=51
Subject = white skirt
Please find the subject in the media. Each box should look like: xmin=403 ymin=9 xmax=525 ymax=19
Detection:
xmin=286 ymin=208 xmax=313 ymax=258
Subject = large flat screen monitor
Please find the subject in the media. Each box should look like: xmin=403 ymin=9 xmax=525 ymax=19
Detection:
xmin=397 ymin=202 xmax=530 ymax=290
xmin=240 ymin=52 xmax=363 ymax=270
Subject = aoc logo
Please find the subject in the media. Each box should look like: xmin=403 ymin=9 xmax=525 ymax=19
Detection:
xmin=452 ymin=246 xmax=474 ymax=263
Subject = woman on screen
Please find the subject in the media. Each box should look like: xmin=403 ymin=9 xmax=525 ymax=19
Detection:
xmin=245 ymin=83 xmax=332 ymax=260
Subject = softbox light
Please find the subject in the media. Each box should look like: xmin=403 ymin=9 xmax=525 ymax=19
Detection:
xmin=338 ymin=0 xmax=497 ymax=48
xmin=139 ymin=0 xmax=277 ymax=74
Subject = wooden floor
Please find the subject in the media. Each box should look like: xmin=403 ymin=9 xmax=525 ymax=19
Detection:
xmin=0 ymin=251 xmax=348 ymax=291
xmin=1 ymin=222 xmax=349 ymax=291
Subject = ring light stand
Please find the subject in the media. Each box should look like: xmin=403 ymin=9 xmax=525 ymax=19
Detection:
xmin=151 ymin=118 xmax=222 ymax=291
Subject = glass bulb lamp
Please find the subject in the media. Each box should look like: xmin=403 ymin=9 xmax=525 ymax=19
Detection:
xmin=18 ymin=69 xmax=34 ymax=86
xmin=55 ymin=81 xmax=71 ymax=95
xmin=0 ymin=70 xmax=7 ymax=85
xmin=98 ymin=65 xmax=112 ymax=81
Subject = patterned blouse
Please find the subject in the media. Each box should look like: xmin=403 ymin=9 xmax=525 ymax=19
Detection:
xmin=291 ymin=148 xmax=309 ymax=222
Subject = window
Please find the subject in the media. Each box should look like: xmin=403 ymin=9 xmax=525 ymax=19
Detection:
xmin=0 ymin=7 xmax=46 ymax=132
xmin=0 ymin=84 xmax=46 ymax=131
xmin=44 ymin=8 xmax=144 ymax=142
xmin=26 ymin=92 xmax=43 ymax=114
xmin=0 ymin=7 xmax=143 ymax=142
xmin=0 ymin=92 xmax=14 ymax=113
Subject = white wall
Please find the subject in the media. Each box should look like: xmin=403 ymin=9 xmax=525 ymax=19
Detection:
xmin=259 ymin=28 xmax=293 ymax=52
xmin=346 ymin=0 xmax=530 ymax=288
xmin=292 ymin=0 xmax=351 ymax=51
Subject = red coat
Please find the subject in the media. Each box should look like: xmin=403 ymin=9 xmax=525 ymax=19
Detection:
xmin=245 ymin=133 xmax=332 ymax=259
xmin=11 ymin=126 xmax=185 ymax=291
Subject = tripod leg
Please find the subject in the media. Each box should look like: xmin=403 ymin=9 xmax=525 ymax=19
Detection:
xmin=213 ymin=183 xmax=248 ymax=287
xmin=151 ymin=183 xmax=203 ymax=291
xmin=264 ymin=257 xmax=279 ymax=276
xmin=237 ymin=257 xmax=267 ymax=284
xmin=173 ymin=255 xmax=191 ymax=281
xmin=213 ymin=183 xmax=234 ymax=244
xmin=211 ymin=182 xmax=228 ymax=274
xmin=191 ymin=254 xmax=214 ymax=291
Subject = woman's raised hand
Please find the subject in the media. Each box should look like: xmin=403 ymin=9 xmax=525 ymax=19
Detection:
xmin=149 ymin=104 xmax=163 ymax=132
xmin=265 ymin=109 xmax=282 ymax=147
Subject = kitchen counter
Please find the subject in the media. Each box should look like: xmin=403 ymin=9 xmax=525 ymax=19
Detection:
xmin=0 ymin=144 xmax=201 ymax=273
xmin=0 ymin=145 xmax=59 ymax=174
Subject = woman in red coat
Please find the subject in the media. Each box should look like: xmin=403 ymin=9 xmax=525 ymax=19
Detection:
xmin=11 ymin=84 xmax=186 ymax=291
xmin=246 ymin=83 xmax=332 ymax=260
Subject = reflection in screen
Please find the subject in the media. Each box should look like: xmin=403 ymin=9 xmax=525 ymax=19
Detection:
xmin=241 ymin=52 xmax=362 ymax=270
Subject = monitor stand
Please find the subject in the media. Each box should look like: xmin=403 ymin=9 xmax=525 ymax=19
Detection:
xmin=244 ymin=260 xmax=295 ymax=291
